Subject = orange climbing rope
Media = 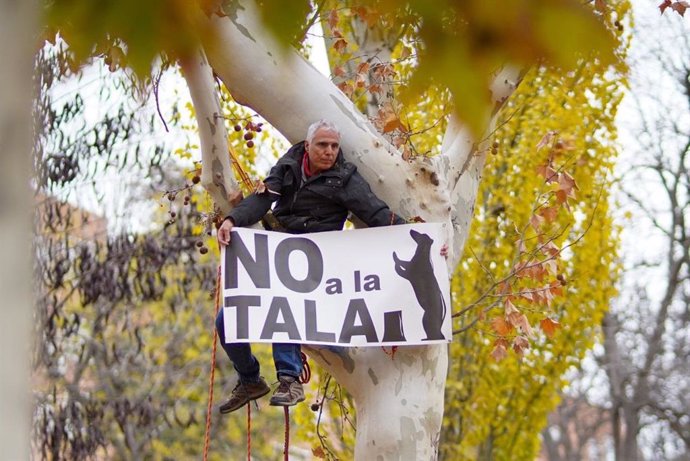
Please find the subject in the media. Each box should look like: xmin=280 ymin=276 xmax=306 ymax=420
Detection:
xmin=300 ymin=352 xmax=311 ymax=384
xmin=202 ymin=267 xmax=222 ymax=461
xmin=283 ymin=406 xmax=290 ymax=460
xmin=247 ymin=403 xmax=252 ymax=461
xmin=228 ymin=144 xmax=259 ymax=192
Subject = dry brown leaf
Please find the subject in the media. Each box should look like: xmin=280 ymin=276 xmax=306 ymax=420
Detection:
xmin=356 ymin=61 xmax=371 ymax=74
xmin=539 ymin=206 xmax=559 ymax=223
xmin=491 ymin=339 xmax=509 ymax=362
xmin=512 ymin=335 xmax=530 ymax=355
xmin=312 ymin=446 xmax=327 ymax=459
xmin=536 ymin=130 xmax=558 ymax=150
xmin=504 ymin=299 xmax=519 ymax=316
xmin=536 ymin=163 xmax=558 ymax=183
xmin=333 ymin=38 xmax=347 ymax=54
xmin=327 ymin=9 xmax=338 ymax=29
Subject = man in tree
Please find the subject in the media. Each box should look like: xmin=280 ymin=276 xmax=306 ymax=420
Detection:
xmin=215 ymin=119 xmax=406 ymax=413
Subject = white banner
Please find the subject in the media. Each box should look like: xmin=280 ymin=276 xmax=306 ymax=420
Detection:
xmin=221 ymin=223 xmax=451 ymax=347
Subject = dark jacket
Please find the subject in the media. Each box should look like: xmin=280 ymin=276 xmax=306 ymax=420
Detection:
xmin=226 ymin=141 xmax=405 ymax=233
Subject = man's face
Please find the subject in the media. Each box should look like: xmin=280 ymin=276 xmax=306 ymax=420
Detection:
xmin=305 ymin=128 xmax=340 ymax=174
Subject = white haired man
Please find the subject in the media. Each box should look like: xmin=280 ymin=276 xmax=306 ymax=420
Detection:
xmin=215 ymin=119 xmax=406 ymax=413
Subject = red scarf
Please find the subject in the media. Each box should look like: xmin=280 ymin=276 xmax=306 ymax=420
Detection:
xmin=302 ymin=151 xmax=313 ymax=178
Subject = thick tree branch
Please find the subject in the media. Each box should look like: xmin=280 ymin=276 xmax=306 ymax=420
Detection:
xmin=179 ymin=50 xmax=240 ymax=215
xmin=441 ymin=66 xmax=524 ymax=263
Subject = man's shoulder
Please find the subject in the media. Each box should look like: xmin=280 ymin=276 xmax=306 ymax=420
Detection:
xmin=283 ymin=141 xmax=306 ymax=160
xmin=271 ymin=142 xmax=304 ymax=170
xmin=339 ymin=160 xmax=357 ymax=176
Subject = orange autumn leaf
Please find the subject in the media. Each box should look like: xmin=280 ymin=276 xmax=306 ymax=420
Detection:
xmin=383 ymin=113 xmax=406 ymax=133
xmin=491 ymin=316 xmax=513 ymax=336
xmin=337 ymin=81 xmax=354 ymax=98
xmin=356 ymin=61 xmax=371 ymax=74
xmin=312 ymin=446 xmax=327 ymax=459
xmin=555 ymin=189 xmax=569 ymax=205
xmin=539 ymin=205 xmax=559 ymax=223
xmin=549 ymin=283 xmax=564 ymax=297
xmin=540 ymin=317 xmax=561 ymax=338
xmin=672 ymin=1 xmax=689 ymax=15
xmin=368 ymin=83 xmax=383 ymax=95
xmin=333 ymin=38 xmax=347 ymax=54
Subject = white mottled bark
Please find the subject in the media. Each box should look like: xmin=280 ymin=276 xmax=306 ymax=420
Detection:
xmin=303 ymin=344 xmax=447 ymax=460
xmin=179 ymin=50 xmax=241 ymax=216
xmin=189 ymin=2 xmax=521 ymax=458
xmin=0 ymin=0 xmax=36 ymax=458
xmin=443 ymin=66 xmax=523 ymax=261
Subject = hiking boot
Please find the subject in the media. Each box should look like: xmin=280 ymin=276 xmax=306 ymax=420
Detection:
xmin=269 ymin=375 xmax=305 ymax=407
xmin=219 ymin=377 xmax=270 ymax=414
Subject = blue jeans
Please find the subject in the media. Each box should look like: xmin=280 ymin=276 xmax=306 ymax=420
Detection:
xmin=215 ymin=309 xmax=302 ymax=383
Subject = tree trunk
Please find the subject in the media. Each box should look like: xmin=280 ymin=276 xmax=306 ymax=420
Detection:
xmin=0 ymin=0 xmax=36 ymax=458
xmin=621 ymin=409 xmax=641 ymax=461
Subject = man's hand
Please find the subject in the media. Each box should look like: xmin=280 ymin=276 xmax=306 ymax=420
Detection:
xmin=217 ymin=218 xmax=234 ymax=246
xmin=440 ymin=243 xmax=449 ymax=259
